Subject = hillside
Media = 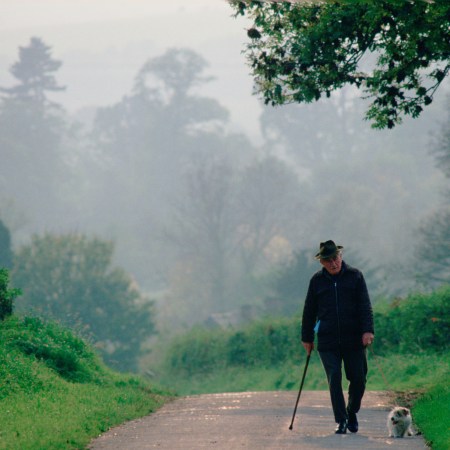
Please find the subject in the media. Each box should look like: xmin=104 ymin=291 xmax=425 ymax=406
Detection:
xmin=0 ymin=315 xmax=170 ymax=450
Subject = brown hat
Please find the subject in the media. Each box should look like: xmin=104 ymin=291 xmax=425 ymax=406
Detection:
xmin=315 ymin=240 xmax=343 ymax=260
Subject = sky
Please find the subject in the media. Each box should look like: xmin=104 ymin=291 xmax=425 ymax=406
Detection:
xmin=0 ymin=0 xmax=262 ymax=140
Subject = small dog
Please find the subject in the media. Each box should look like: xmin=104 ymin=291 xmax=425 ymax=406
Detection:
xmin=387 ymin=406 xmax=414 ymax=438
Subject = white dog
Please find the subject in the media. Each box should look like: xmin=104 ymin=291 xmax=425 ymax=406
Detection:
xmin=387 ymin=406 xmax=414 ymax=438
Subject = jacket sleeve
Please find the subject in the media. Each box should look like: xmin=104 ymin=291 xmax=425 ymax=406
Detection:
xmin=301 ymin=277 xmax=318 ymax=343
xmin=357 ymin=272 xmax=374 ymax=334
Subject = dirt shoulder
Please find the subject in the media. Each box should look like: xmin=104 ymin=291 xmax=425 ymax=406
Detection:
xmin=88 ymin=391 xmax=428 ymax=449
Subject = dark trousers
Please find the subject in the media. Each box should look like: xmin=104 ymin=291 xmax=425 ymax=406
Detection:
xmin=319 ymin=348 xmax=368 ymax=423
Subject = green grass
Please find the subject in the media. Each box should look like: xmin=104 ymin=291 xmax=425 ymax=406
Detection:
xmin=156 ymin=350 xmax=449 ymax=395
xmin=155 ymin=357 xmax=327 ymax=395
xmin=412 ymin=377 xmax=450 ymax=450
xmin=368 ymin=352 xmax=450 ymax=450
xmin=365 ymin=351 xmax=449 ymax=390
xmin=0 ymin=315 xmax=171 ymax=450
xmin=0 ymin=378 xmax=168 ymax=449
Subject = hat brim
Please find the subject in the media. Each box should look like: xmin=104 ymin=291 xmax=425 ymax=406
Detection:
xmin=315 ymin=245 xmax=343 ymax=260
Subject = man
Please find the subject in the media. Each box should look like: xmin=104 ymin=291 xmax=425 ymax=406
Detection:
xmin=301 ymin=240 xmax=374 ymax=434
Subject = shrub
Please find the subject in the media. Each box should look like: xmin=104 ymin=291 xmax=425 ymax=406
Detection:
xmin=226 ymin=318 xmax=301 ymax=367
xmin=162 ymin=287 xmax=449 ymax=378
xmin=373 ymin=285 xmax=450 ymax=354
xmin=165 ymin=327 xmax=229 ymax=375
xmin=164 ymin=317 xmax=301 ymax=375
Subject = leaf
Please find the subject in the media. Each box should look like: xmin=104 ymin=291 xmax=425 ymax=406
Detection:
xmin=247 ymin=28 xmax=262 ymax=39
xmin=416 ymin=87 xmax=427 ymax=96
xmin=434 ymin=69 xmax=445 ymax=83
xmin=274 ymin=84 xmax=283 ymax=100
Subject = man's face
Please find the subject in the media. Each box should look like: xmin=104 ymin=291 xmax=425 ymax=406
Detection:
xmin=320 ymin=253 xmax=342 ymax=275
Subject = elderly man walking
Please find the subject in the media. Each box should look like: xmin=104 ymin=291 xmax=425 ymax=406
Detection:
xmin=301 ymin=240 xmax=375 ymax=434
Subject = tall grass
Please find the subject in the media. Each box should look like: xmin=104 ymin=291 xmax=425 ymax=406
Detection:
xmin=0 ymin=315 xmax=170 ymax=449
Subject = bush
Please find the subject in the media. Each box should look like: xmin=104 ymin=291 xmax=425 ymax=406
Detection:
xmin=162 ymin=287 xmax=449 ymax=378
xmin=373 ymin=285 xmax=450 ymax=354
xmin=166 ymin=327 xmax=229 ymax=375
xmin=226 ymin=318 xmax=301 ymax=367
xmin=164 ymin=317 xmax=301 ymax=375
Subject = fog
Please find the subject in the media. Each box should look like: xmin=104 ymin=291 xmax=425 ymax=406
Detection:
xmin=0 ymin=1 xmax=261 ymax=141
xmin=1 ymin=1 xmax=448 ymax=340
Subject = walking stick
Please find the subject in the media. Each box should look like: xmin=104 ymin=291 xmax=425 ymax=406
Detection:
xmin=288 ymin=350 xmax=312 ymax=430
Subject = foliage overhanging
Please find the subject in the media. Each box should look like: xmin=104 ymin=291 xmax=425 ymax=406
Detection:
xmin=230 ymin=0 xmax=450 ymax=128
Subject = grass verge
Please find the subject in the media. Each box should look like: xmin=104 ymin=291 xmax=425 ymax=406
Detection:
xmin=0 ymin=315 xmax=171 ymax=450
xmin=412 ymin=379 xmax=450 ymax=450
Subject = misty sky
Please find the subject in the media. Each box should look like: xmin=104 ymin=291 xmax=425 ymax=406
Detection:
xmin=0 ymin=0 xmax=261 ymax=140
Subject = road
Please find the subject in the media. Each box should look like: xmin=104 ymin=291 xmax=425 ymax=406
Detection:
xmin=88 ymin=391 xmax=428 ymax=449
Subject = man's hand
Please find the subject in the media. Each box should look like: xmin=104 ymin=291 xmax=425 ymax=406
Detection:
xmin=302 ymin=342 xmax=314 ymax=355
xmin=362 ymin=332 xmax=374 ymax=347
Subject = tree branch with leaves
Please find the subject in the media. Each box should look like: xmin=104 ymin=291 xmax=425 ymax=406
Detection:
xmin=230 ymin=0 xmax=449 ymax=128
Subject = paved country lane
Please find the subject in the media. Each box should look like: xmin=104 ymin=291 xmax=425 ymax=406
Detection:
xmin=88 ymin=391 xmax=428 ymax=449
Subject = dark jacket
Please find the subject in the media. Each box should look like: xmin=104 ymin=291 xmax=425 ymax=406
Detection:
xmin=301 ymin=261 xmax=374 ymax=351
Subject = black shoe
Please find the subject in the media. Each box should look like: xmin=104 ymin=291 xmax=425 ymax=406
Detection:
xmin=347 ymin=411 xmax=358 ymax=433
xmin=335 ymin=420 xmax=347 ymax=434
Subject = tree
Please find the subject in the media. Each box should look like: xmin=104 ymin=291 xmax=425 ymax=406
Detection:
xmin=231 ymin=0 xmax=450 ymax=128
xmin=234 ymin=157 xmax=304 ymax=275
xmin=12 ymin=233 xmax=155 ymax=372
xmin=416 ymin=105 xmax=450 ymax=286
xmin=1 ymin=37 xmax=65 ymax=101
xmin=0 ymin=37 xmax=67 ymax=226
xmin=90 ymin=47 xmax=231 ymax=224
xmin=263 ymin=249 xmax=316 ymax=316
xmin=89 ymin=48 xmax=250 ymax=285
xmin=93 ymin=47 xmax=229 ymax=175
xmin=161 ymin=154 xmax=307 ymax=326
xmin=0 ymin=219 xmax=13 ymax=269
xmin=134 ymin=47 xmax=228 ymax=130
xmin=259 ymin=90 xmax=370 ymax=169
xmin=431 ymin=101 xmax=450 ymax=178
xmin=416 ymin=208 xmax=450 ymax=286
xmin=0 ymin=268 xmax=21 ymax=321
xmin=165 ymin=157 xmax=238 ymax=315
